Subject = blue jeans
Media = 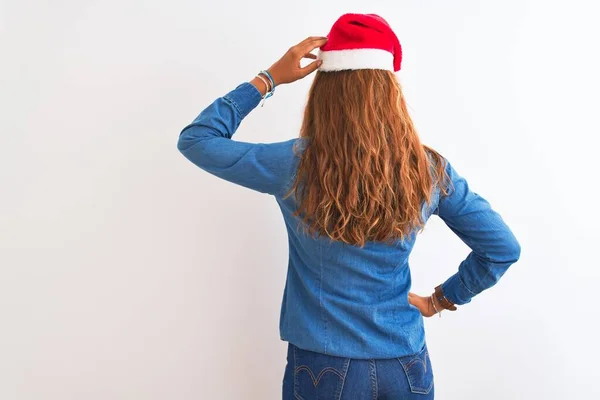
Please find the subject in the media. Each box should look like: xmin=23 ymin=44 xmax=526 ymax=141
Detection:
xmin=283 ymin=343 xmax=434 ymax=399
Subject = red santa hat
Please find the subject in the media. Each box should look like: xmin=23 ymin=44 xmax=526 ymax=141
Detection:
xmin=318 ymin=13 xmax=402 ymax=72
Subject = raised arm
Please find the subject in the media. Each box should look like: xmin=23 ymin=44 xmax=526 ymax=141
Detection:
xmin=177 ymin=36 xmax=328 ymax=196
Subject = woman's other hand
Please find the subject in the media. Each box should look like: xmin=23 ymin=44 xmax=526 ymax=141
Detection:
xmin=267 ymin=36 xmax=328 ymax=86
xmin=408 ymin=292 xmax=441 ymax=318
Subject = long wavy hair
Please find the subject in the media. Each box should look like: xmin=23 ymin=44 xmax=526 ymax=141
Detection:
xmin=284 ymin=69 xmax=449 ymax=247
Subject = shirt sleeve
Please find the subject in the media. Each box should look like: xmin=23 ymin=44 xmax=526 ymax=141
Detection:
xmin=177 ymin=82 xmax=298 ymax=196
xmin=434 ymin=160 xmax=521 ymax=305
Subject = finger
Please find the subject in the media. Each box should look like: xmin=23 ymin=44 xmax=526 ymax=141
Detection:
xmin=292 ymin=36 xmax=327 ymax=54
xmin=297 ymin=37 xmax=328 ymax=55
xmin=303 ymin=52 xmax=317 ymax=60
xmin=297 ymin=36 xmax=328 ymax=47
xmin=299 ymin=59 xmax=322 ymax=77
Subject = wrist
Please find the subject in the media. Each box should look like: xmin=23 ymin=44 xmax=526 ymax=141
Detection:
xmin=434 ymin=285 xmax=457 ymax=311
xmin=265 ymin=68 xmax=281 ymax=87
xmin=431 ymin=294 xmax=443 ymax=314
xmin=250 ymin=76 xmax=269 ymax=96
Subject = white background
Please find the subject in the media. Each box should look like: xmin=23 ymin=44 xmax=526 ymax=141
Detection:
xmin=1 ymin=1 xmax=599 ymax=399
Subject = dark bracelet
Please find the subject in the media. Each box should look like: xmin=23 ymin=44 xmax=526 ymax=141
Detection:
xmin=434 ymin=285 xmax=457 ymax=311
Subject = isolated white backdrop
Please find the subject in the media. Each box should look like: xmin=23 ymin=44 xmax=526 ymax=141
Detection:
xmin=1 ymin=1 xmax=599 ymax=399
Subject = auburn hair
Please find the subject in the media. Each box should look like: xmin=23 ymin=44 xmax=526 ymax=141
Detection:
xmin=284 ymin=69 xmax=449 ymax=247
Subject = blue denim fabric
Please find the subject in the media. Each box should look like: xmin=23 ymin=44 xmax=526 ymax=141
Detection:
xmin=283 ymin=343 xmax=434 ymax=399
xmin=178 ymin=82 xmax=521 ymax=359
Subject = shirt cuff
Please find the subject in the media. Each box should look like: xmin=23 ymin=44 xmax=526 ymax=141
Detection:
xmin=223 ymin=82 xmax=263 ymax=119
xmin=441 ymin=272 xmax=476 ymax=306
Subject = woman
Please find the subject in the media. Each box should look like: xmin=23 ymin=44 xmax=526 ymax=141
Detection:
xmin=178 ymin=13 xmax=520 ymax=400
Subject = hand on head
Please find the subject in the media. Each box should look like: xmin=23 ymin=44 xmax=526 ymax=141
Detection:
xmin=266 ymin=36 xmax=328 ymax=86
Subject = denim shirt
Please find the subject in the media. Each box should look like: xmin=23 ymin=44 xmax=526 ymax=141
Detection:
xmin=178 ymin=82 xmax=521 ymax=359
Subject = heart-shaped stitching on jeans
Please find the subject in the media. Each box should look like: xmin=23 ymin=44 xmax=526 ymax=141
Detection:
xmin=294 ymin=365 xmax=344 ymax=387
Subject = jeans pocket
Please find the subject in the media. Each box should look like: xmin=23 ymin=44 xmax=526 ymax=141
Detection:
xmin=293 ymin=345 xmax=350 ymax=400
xmin=397 ymin=345 xmax=434 ymax=395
